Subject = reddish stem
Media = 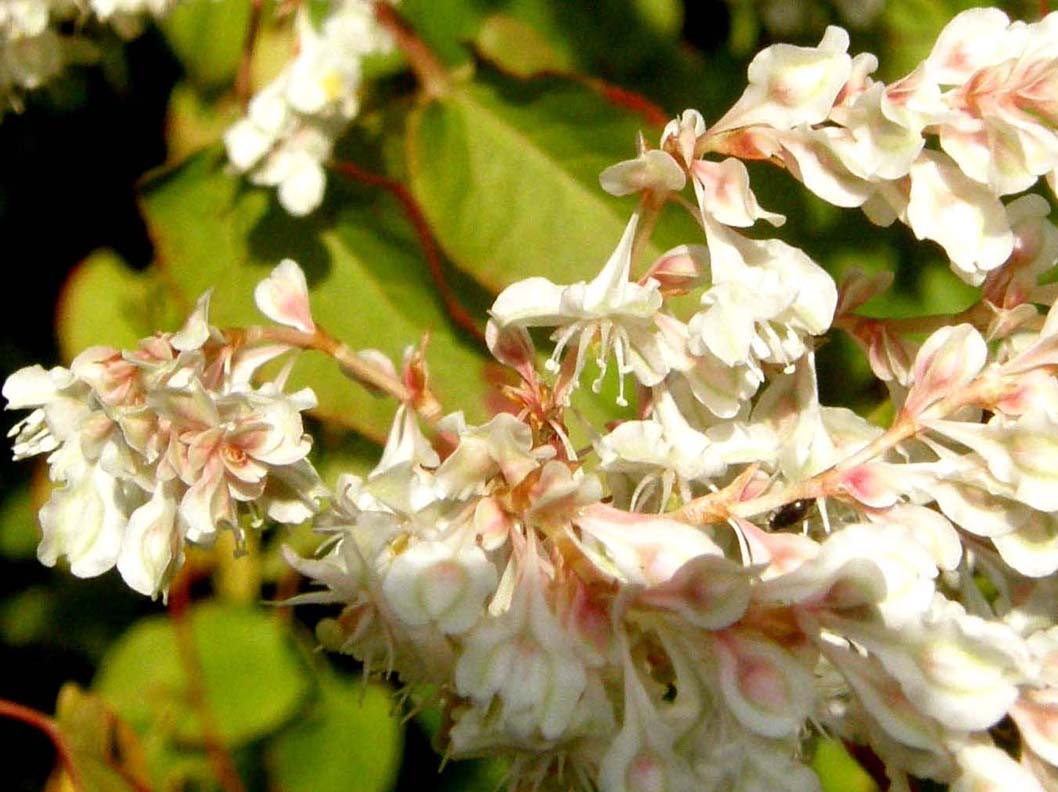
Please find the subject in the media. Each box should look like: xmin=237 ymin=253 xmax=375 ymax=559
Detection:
xmin=167 ymin=570 xmax=247 ymax=792
xmin=0 ymin=698 xmax=85 ymax=792
xmin=373 ymin=2 xmax=450 ymax=98
xmin=329 ymin=160 xmax=486 ymax=344
xmin=234 ymin=0 xmax=265 ymax=109
xmin=577 ymin=76 xmax=669 ymax=128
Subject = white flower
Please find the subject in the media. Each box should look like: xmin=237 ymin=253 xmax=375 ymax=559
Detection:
xmin=382 ymin=540 xmax=498 ymax=634
xmin=490 ymin=213 xmax=667 ymax=405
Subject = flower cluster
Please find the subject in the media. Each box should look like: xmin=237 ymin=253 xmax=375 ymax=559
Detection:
xmin=8 ymin=7 xmax=1058 ymax=792
xmin=0 ymin=0 xmax=178 ymax=112
xmin=3 ymin=265 xmax=324 ymax=597
xmin=223 ymin=0 xmax=395 ymax=216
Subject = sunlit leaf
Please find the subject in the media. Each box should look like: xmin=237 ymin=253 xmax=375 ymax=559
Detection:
xmin=94 ymin=603 xmax=311 ymax=750
xmin=139 ymin=149 xmax=493 ymax=441
xmin=407 ymin=71 xmax=700 ymax=294
xmin=55 ymin=250 xmax=160 ymax=364
xmin=51 ymin=683 xmax=152 ymax=792
xmin=160 ymin=0 xmax=252 ymax=89
xmin=269 ymin=672 xmax=403 ymax=792
xmin=812 ymin=738 xmax=878 ymax=792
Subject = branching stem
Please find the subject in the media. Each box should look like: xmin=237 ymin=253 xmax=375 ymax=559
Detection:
xmin=0 ymin=698 xmax=84 ymax=792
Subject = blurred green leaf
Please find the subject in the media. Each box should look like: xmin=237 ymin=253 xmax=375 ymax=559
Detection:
xmin=160 ymin=0 xmax=252 ymax=90
xmin=95 ymin=602 xmax=310 ymax=749
xmin=166 ymin=81 xmax=241 ymax=164
xmin=407 ymin=71 xmax=699 ymax=293
xmin=269 ymin=672 xmax=403 ymax=792
xmin=139 ymin=149 xmax=494 ymax=441
xmin=475 ymin=14 xmax=574 ymax=77
xmin=0 ymin=488 xmax=38 ymax=560
xmin=53 ymin=683 xmax=152 ymax=792
xmin=812 ymin=738 xmax=877 ymax=792
xmin=55 ymin=250 xmax=157 ymax=364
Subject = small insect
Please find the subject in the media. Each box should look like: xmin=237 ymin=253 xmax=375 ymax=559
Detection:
xmin=768 ymin=498 xmax=816 ymax=529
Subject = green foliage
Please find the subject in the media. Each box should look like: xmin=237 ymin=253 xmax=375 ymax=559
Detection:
xmin=269 ymin=672 xmax=403 ymax=792
xmin=55 ymin=250 xmax=163 ymax=362
xmin=53 ymin=684 xmax=152 ymax=792
xmin=160 ymin=0 xmax=252 ymax=90
xmin=138 ymin=149 xmax=493 ymax=442
xmin=94 ymin=602 xmax=310 ymax=747
xmin=2 ymin=2 xmax=1020 ymax=789
xmin=407 ymin=70 xmax=699 ymax=292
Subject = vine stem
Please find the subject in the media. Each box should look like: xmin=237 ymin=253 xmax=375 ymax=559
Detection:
xmin=234 ymin=0 xmax=265 ymax=109
xmin=167 ymin=569 xmax=247 ymax=792
xmin=0 ymin=698 xmax=85 ymax=792
xmin=227 ymin=323 xmax=444 ymax=422
xmin=373 ymin=2 xmax=450 ymax=98
xmin=328 ymin=159 xmax=486 ymax=345
xmin=835 ymin=301 xmax=996 ymax=337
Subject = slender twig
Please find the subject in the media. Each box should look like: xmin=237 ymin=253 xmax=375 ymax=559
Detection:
xmin=328 ymin=159 xmax=487 ymax=345
xmin=0 ymin=698 xmax=86 ymax=791
xmin=674 ymin=369 xmax=1014 ymax=526
xmin=234 ymin=0 xmax=266 ymax=110
xmin=167 ymin=570 xmax=247 ymax=792
xmin=373 ymin=2 xmax=450 ymax=98
xmin=835 ymin=302 xmax=994 ymax=338
xmin=230 ymin=324 xmax=410 ymax=400
xmin=573 ymin=75 xmax=669 ymax=128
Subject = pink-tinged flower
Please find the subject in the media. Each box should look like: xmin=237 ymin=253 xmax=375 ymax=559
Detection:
xmin=599 ymin=148 xmax=686 ymax=197
xmin=839 ymin=598 xmax=1030 ymax=732
xmin=951 ymin=744 xmax=1045 ymax=792
xmin=382 ymin=539 xmax=498 ymax=635
xmin=454 ymin=546 xmax=595 ymax=743
xmin=691 ymin=157 xmax=785 ymax=228
xmin=598 ymin=648 xmax=698 ymax=792
xmin=906 ymin=152 xmax=1014 ymax=284
xmin=713 ymin=26 xmax=853 ymax=133
xmin=434 ymin=412 xmax=540 ymax=499
xmin=152 ymin=383 xmax=318 ymax=542
xmin=574 ymin=503 xmax=723 ymax=586
xmin=712 ymin=629 xmax=815 ymax=738
xmin=254 ymin=258 xmax=316 ymax=334
xmin=903 ymin=323 xmax=988 ymax=417
xmin=636 ymin=554 xmax=752 ymax=630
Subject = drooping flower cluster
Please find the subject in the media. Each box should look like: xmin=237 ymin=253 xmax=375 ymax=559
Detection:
xmin=8 ymin=8 xmax=1058 ymax=792
xmin=3 ymin=265 xmax=324 ymax=597
xmin=223 ymin=0 xmax=396 ymax=216
xmin=0 ymin=0 xmax=178 ymax=112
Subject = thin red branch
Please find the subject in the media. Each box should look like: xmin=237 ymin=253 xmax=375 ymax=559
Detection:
xmin=0 ymin=698 xmax=84 ymax=792
xmin=329 ymin=159 xmax=487 ymax=344
xmin=373 ymin=2 xmax=450 ymax=98
xmin=167 ymin=569 xmax=247 ymax=792
xmin=576 ymin=75 xmax=669 ymax=128
xmin=234 ymin=0 xmax=266 ymax=109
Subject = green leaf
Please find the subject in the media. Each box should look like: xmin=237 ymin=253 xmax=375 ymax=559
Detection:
xmin=55 ymin=250 xmax=161 ymax=364
xmin=269 ymin=672 xmax=403 ymax=792
xmin=53 ymin=683 xmax=153 ymax=792
xmin=160 ymin=0 xmax=252 ymax=89
xmin=0 ymin=488 xmax=38 ymax=560
xmin=406 ymin=72 xmax=700 ymax=294
xmin=475 ymin=14 xmax=574 ymax=77
xmin=138 ymin=149 xmax=494 ymax=441
xmin=94 ymin=603 xmax=311 ymax=749
xmin=812 ymin=738 xmax=877 ymax=792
